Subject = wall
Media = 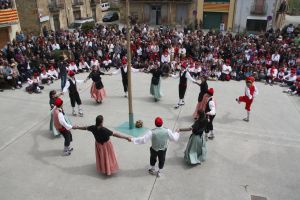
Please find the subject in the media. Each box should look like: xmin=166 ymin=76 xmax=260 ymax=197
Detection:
xmin=233 ymin=0 xmax=277 ymax=32
xmin=15 ymin=0 xmax=40 ymax=34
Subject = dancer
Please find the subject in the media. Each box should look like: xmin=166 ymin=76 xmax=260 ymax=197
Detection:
xmin=73 ymin=115 xmax=131 ymax=176
xmin=204 ymin=88 xmax=216 ymax=139
xmin=149 ymin=64 xmax=163 ymax=102
xmin=172 ymin=62 xmax=196 ymax=109
xmin=132 ymin=117 xmax=180 ymax=177
xmin=236 ymin=77 xmax=258 ymax=122
xmin=111 ymin=58 xmax=140 ymax=97
xmin=62 ymin=70 xmax=84 ymax=116
xmin=85 ymin=66 xmax=110 ymax=104
xmin=193 ymin=76 xmax=208 ymax=119
xmin=49 ymin=90 xmax=61 ymax=137
xmin=178 ymin=110 xmax=208 ymax=165
xmin=52 ymin=98 xmax=74 ymax=156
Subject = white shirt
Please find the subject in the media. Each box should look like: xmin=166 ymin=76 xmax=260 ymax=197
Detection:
xmin=132 ymin=128 xmax=179 ymax=145
xmin=91 ymin=59 xmax=99 ymax=67
xmin=284 ymin=74 xmax=297 ymax=82
xmin=52 ymin=43 xmax=60 ymax=50
xmin=58 ymin=111 xmax=72 ymax=130
xmin=207 ymin=98 xmax=216 ymax=116
xmin=79 ymin=61 xmax=90 ymax=70
xmin=112 ymin=66 xmax=140 ymax=75
xmin=272 ymin=54 xmax=280 ymax=62
xmin=222 ymin=64 xmax=232 ymax=74
xmin=68 ymin=64 xmax=78 ymax=72
xmin=161 ymin=54 xmax=170 ymax=63
xmin=103 ymin=60 xmax=112 ymax=66
xmin=48 ymin=70 xmax=58 ymax=78
xmin=172 ymin=70 xmax=195 ymax=82
xmin=63 ymin=78 xmax=84 ymax=93
xmin=40 ymin=73 xmax=49 ymax=79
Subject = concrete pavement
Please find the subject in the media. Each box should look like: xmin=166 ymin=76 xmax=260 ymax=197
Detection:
xmin=0 ymin=72 xmax=300 ymax=200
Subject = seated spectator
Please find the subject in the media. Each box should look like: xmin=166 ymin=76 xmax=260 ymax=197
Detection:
xmin=47 ymin=65 xmax=58 ymax=80
xmin=25 ymin=73 xmax=44 ymax=94
xmin=280 ymin=68 xmax=297 ymax=87
xmin=284 ymin=77 xmax=300 ymax=95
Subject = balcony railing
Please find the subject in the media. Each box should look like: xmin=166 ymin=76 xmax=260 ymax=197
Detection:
xmin=250 ymin=0 xmax=268 ymax=15
xmin=72 ymin=0 xmax=84 ymax=6
xmin=48 ymin=0 xmax=65 ymax=12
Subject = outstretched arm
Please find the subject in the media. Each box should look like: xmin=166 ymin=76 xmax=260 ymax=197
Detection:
xmin=73 ymin=126 xmax=88 ymax=130
xmin=113 ymin=132 xmax=131 ymax=142
xmin=132 ymin=130 xmax=152 ymax=144
xmin=177 ymin=127 xmax=192 ymax=132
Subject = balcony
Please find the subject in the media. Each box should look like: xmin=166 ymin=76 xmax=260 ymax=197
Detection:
xmin=0 ymin=9 xmax=18 ymax=25
xmin=72 ymin=0 xmax=84 ymax=7
xmin=250 ymin=0 xmax=268 ymax=16
xmin=90 ymin=0 xmax=101 ymax=6
xmin=48 ymin=0 xmax=65 ymax=12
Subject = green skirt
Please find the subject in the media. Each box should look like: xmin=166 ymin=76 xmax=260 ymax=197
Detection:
xmin=184 ymin=134 xmax=207 ymax=165
xmin=150 ymin=81 xmax=162 ymax=100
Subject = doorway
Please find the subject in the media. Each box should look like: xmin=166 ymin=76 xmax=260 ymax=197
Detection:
xmin=53 ymin=15 xmax=60 ymax=31
xmin=150 ymin=6 xmax=161 ymax=25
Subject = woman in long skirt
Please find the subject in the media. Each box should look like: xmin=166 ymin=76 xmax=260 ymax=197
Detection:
xmin=178 ymin=110 xmax=208 ymax=165
xmin=73 ymin=115 xmax=131 ymax=176
xmin=193 ymin=76 xmax=208 ymax=119
xmin=149 ymin=64 xmax=163 ymax=102
xmin=85 ymin=66 xmax=110 ymax=104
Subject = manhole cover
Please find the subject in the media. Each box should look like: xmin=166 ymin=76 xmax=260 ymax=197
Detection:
xmin=251 ymin=195 xmax=267 ymax=200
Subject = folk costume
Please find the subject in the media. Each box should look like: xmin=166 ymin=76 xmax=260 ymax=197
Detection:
xmin=132 ymin=117 xmax=180 ymax=177
xmin=173 ymin=62 xmax=196 ymax=109
xmin=49 ymin=90 xmax=60 ymax=137
xmin=149 ymin=66 xmax=163 ymax=102
xmin=111 ymin=59 xmax=140 ymax=97
xmin=86 ymin=67 xmax=109 ymax=104
xmin=73 ymin=115 xmax=131 ymax=176
xmin=63 ymin=70 xmax=84 ymax=116
xmin=205 ymin=88 xmax=216 ymax=139
xmin=179 ymin=111 xmax=208 ymax=165
xmin=193 ymin=77 xmax=208 ymax=119
xmin=236 ymin=77 xmax=258 ymax=122
xmin=52 ymin=98 xmax=73 ymax=156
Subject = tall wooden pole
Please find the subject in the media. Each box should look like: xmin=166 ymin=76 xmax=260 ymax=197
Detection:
xmin=126 ymin=0 xmax=134 ymax=129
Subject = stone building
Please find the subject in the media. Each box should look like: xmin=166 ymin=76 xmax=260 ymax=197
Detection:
xmin=0 ymin=0 xmax=21 ymax=47
xmin=15 ymin=0 xmax=102 ymax=34
xmin=119 ymin=0 xmax=236 ymax=31
xmin=233 ymin=0 xmax=278 ymax=32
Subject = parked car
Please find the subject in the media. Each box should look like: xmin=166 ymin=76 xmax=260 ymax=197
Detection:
xmin=101 ymin=2 xmax=110 ymax=11
xmin=69 ymin=18 xmax=95 ymax=31
xmin=102 ymin=12 xmax=119 ymax=22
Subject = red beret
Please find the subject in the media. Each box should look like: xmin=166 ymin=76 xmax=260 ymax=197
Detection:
xmin=155 ymin=117 xmax=163 ymax=127
xmin=246 ymin=76 xmax=255 ymax=83
xmin=68 ymin=70 xmax=75 ymax=76
xmin=296 ymin=77 xmax=300 ymax=81
xmin=54 ymin=98 xmax=63 ymax=107
xmin=226 ymin=59 xmax=230 ymax=64
xmin=34 ymin=72 xmax=39 ymax=77
xmin=207 ymin=88 xmax=214 ymax=95
xmin=181 ymin=62 xmax=187 ymax=68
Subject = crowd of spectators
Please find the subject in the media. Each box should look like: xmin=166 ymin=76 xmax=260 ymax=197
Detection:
xmin=0 ymin=23 xmax=299 ymax=95
xmin=0 ymin=0 xmax=12 ymax=9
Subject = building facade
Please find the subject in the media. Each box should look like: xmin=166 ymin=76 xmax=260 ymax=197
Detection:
xmin=0 ymin=0 xmax=21 ymax=48
xmin=119 ymin=0 xmax=194 ymax=26
xmin=15 ymin=0 xmax=102 ymax=34
xmin=233 ymin=0 xmax=278 ymax=32
xmin=119 ymin=0 xmax=236 ymax=31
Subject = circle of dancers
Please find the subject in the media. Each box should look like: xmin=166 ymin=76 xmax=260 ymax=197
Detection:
xmin=48 ymin=57 xmax=258 ymax=178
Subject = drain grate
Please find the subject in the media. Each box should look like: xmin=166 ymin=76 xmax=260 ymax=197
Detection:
xmin=251 ymin=195 xmax=267 ymax=200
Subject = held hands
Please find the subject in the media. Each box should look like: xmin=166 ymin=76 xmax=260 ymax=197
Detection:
xmin=72 ymin=125 xmax=78 ymax=129
xmin=176 ymin=128 xmax=180 ymax=132
xmin=126 ymin=137 xmax=132 ymax=142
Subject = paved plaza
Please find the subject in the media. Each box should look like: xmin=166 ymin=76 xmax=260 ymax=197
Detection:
xmin=0 ymin=72 xmax=300 ymax=200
